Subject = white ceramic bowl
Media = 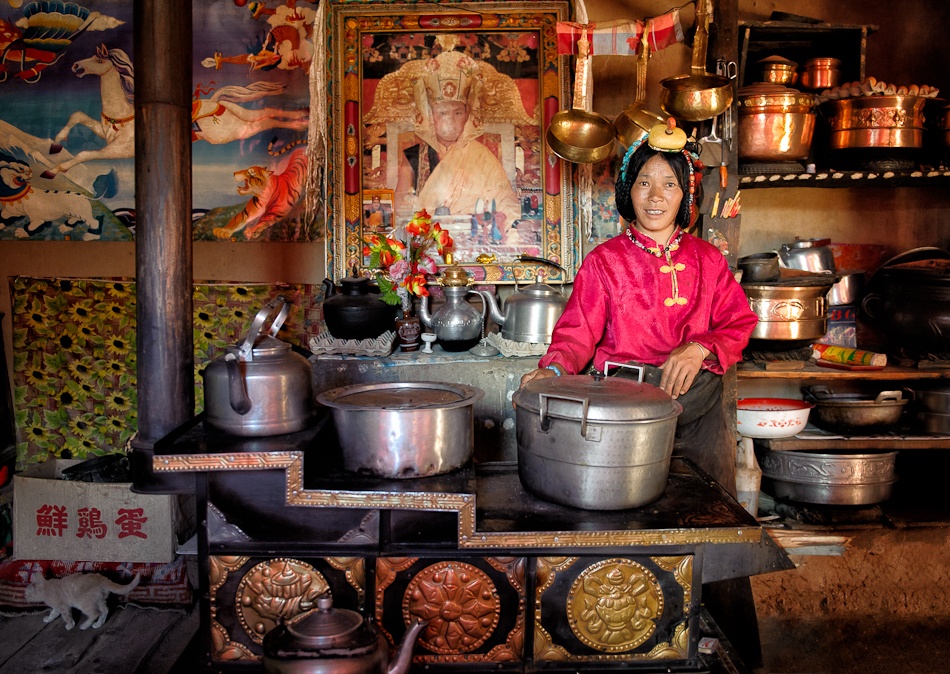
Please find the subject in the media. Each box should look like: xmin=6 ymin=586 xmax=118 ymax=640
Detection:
xmin=737 ymin=397 xmax=814 ymax=439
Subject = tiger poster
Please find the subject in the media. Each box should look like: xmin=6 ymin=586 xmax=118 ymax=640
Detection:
xmin=0 ymin=0 xmax=315 ymax=242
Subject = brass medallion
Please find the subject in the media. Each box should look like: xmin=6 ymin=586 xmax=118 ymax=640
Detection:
xmin=567 ymin=558 xmax=664 ymax=652
xmin=403 ymin=561 xmax=500 ymax=654
xmin=236 ymin=558 xmax=329 ymax=643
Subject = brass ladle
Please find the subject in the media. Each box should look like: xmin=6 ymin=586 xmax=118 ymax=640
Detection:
xmin=546 ymin=32 xmax=616 ymax=164
xmin=615 ymin=32 xmax=666 ymax=148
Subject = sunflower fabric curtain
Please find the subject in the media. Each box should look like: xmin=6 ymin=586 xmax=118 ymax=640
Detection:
xmin=9 ymin=277 xmax=324 ymax=469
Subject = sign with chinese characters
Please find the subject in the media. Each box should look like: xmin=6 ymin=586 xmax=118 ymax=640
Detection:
xmin=13 ymin=460 xmax=183 ymax=563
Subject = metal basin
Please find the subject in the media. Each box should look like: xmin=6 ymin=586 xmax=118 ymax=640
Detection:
xmin=758 ymin=448 xmax=898 ymax=505
xmin=803 ymin=386 xmax=908 ymax=433
xmin=317 ymin=381 xmax=484 ymax=479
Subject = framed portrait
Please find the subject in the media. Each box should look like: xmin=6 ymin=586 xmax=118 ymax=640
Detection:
xmin=362 ymin=188 xmax=395 ymax=234
xmin=328 ymin=0 xmax=576 ymax=284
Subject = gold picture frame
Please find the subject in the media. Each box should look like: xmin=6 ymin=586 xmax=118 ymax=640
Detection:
xmin=328 ymin=0 xmax=575 ymax=284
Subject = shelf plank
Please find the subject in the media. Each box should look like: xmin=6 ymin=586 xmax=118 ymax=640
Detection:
xmin=737 ymin=363 xmax=950 ymax=380
xmin=739 ymin=169 xmax=950 ymax=189
xmin=755 ymin=435 xmax=950 ymax=451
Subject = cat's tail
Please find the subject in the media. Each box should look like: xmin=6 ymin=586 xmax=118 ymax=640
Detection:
xmin=111 ymin=573 xmax=142 ymax=596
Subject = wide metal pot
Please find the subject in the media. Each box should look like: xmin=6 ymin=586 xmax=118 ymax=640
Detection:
xmin=802 ymin=386 xmax=908 ymax=433
xmin=737 ymin=83 xmax=816 ymax=162
xmin=317 ymin=382 xmax=484 ymax=479
xmin=742 ymin=280 xmax=832 ymax=342
xmin=827 ymin=270 xmax=865 ymax=306
xmin=758 ymin=448 xmax=897 ymax=505
xmin=861 ymin=254 xmax=950 ymax=353
xmin=512 ymin=368 xmax=682 ymax=510
xmin=821 ymin=95 xmax=927 ymax=150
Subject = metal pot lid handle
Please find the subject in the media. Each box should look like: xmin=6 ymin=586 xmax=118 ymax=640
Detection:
xmin=603 ymin=361 xmax=645 ymax=382
xmin=237 ymin=295 xmax=290 ymax=360
xmin=539 ymin=393 xmax=590 ymax=437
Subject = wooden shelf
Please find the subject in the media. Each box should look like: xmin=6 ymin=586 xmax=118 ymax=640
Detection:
xmin=738 ymin=169 xmax=950 ymax=189
xmin=756 ymin=431 xmax=950 ymax=451
xmin=737 ymin=363 xmax=950 ymax=381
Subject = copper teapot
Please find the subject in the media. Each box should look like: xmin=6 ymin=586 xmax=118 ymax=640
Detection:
xmin=262 ymin=593 xmax=426 ymax=674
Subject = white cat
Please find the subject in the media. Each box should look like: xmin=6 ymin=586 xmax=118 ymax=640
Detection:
xmin=24 ymin=572 xmax=142 ymax=630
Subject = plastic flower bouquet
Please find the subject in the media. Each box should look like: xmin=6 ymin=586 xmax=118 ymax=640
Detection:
xmin=363 ymin=209 xmax=454 ymax=310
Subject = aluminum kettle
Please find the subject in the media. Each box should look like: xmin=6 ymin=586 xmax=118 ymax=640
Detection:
xmin=202 ymin=295 xmax=313 ymax=436
xmin=480 ymin=257 xmax=566 ymax=344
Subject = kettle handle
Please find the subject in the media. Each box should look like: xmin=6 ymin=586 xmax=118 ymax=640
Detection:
xmin=224 ymin=353 xmax=252 ymax=415
xmin=238 ymin=295 xmax=290 ymax=361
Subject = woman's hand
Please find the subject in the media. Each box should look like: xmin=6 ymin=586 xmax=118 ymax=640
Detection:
xmin=519 ymin=367 xmax=557 ymax=390
xmin=659 ymin=342 xmax=707 ymax=399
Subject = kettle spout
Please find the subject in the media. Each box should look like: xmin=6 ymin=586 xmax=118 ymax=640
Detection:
xmin=480 ymin=290 xmax=506 ymax=326
xmin=417 ymin=295 xmax=433 ymax=329
xmin=387 ymin=619 xmax=427 ymax=674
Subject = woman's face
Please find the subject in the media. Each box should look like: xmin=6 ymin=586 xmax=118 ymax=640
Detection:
xmin=431 ymin=100 xmax=469 ymax=145
xmin=630 ymin=154 xmax=684 ymax=241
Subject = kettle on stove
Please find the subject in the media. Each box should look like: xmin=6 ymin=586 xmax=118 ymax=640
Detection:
xmin=202 ymin=295 xmax=313 ymax=437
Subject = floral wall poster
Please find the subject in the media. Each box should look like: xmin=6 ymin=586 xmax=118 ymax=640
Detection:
xmin=0 ymin=0 xmax=317 ymax=242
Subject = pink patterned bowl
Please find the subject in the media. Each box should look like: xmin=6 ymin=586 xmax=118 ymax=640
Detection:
xmin=736 ymin=398 xmax=814 ymax=439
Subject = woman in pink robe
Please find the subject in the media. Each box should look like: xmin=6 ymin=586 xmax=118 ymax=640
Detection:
xmin=522 ymin=128 xmax=757 ymax=490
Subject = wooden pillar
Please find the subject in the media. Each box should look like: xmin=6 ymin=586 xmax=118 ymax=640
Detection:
xmin=132 ymin=0 xmax=194 ymax=448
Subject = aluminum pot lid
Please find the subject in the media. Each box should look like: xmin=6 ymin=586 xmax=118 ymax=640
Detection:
xmin=317 ymin=381 xmax=484 ymax=410
xmin=513 ymin=373 xmax=680 ymax=422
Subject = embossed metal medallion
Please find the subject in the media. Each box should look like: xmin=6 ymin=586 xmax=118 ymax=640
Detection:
xmin=236 ymin=558 xmax=329 ymax=643
xmin=403 ymin=561 xmax=500 ymax=654
xmin=567 ymin=558 xmax=664 ymax=652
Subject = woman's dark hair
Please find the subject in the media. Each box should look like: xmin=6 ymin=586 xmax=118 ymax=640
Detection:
xmin=615 ymin=141 xmax=703 ymax=228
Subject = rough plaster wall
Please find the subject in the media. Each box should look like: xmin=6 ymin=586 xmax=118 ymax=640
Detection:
xmin=752 ymin=527 xmax=950 ymax=617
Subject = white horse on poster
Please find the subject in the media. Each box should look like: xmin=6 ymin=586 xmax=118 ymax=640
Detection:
xmin=43 ymin=43 xmax=135 ymax=179
xmin=43 ymin=43 xmax=310 ymax=179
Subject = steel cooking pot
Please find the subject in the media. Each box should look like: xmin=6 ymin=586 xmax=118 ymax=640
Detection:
xmin=861 ymin=251 xmax=950 ymax=352
xmin=317 ymin=381 xmax=484 ymax=479
xmin=262 ymin=593 xmax=426 ymax=674
xmin=512 ymin=365 xmax=682 ymax=510
xmin=802 ymin=385 xmax=908 ymax=433
xmin=758 ymin=448 xmax=897 ymax=505
xmin=742 ymin=278 xmax=834 ymax=342
xmin=202 ymin=296 xmax=314 ymax=437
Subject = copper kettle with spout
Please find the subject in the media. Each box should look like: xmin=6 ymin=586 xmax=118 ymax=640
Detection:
xmin=263 ymin=593 xmax=427 ymax=674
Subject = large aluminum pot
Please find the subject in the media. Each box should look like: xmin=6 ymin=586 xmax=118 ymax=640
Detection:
xmin=512 ymin=367 xmax=682 ymax=510
xmin=802 ymin=386 xmax=908 ymax=433
xmin=317 ymin=381 xmax=484 ymax=479
xmin=758 ymin=448 xmax=897 ymax=505
xmin=202 ymin=296 xmax=314 ymax=437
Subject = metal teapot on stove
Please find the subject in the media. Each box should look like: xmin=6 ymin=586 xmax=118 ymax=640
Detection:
xmin=202 ymin=295 xmax=313 ymax=437
xmin=263 ymin=593 xmax=427 ymax=674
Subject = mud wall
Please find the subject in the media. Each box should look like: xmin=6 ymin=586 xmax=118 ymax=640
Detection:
xmin=752 ymin=526 xmax=950 ymax=617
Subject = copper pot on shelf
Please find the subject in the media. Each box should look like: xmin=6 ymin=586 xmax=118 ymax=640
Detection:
xmin=799 ymin=57 xmax=841 ymax=91
xmin=820 ymin=95 xmax=927 ymax=150
xmin=737 ymin=83 xmax=816 ymax=162
xmin=758 ymin=55 xmax=798 ymax=86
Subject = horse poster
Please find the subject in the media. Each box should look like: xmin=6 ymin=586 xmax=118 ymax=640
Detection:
xmin=0 ymin=0 xmax=315 ymax=242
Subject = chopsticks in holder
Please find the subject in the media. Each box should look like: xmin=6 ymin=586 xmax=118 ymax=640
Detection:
xmin=712 ymin=190 xmax=740 ymax=218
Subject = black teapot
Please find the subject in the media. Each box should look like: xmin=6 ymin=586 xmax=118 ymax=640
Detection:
xmin=321 ymin=269 xmax=397 ymax=341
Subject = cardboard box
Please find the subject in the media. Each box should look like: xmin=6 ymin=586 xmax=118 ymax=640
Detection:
xmin=12 ymin=459 xmax=184 ymax=563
